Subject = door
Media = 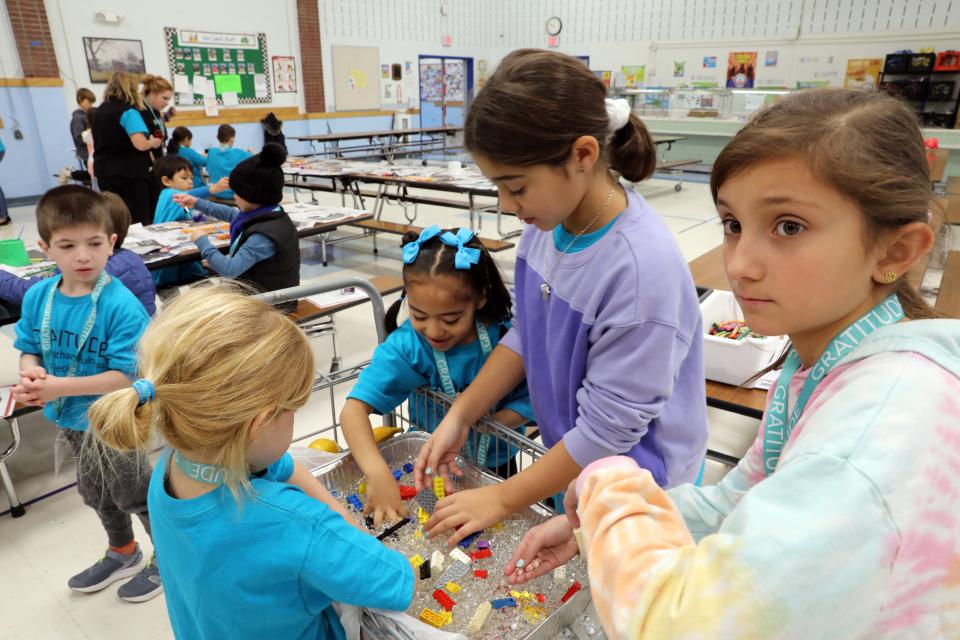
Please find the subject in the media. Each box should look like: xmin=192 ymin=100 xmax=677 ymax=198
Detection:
xmin=419 ymin=55 xmax=474 ymax=127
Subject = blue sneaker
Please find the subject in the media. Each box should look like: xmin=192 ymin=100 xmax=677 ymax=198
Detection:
xmin=117 ymin=556 xmax=163 ymax=603
xmin=68 ymin=546 xmax=144 ymax=593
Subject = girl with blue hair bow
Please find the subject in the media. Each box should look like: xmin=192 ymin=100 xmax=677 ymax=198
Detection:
xmin=341 ymin=225 xmax=535 ymax=527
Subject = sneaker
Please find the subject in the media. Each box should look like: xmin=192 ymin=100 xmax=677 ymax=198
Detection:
xmin=117 ymin=556 xmax=163 ymax=603
xmin=68 ymin=546 xmax=144 ymax=593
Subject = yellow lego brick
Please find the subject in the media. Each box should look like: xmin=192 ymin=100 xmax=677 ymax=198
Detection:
xmin=446 ymin=581 xmax=462 ymax=594
xmin=414 ymin=527 xmax=424 ymax=540
xmin=419 ymin=608 xmax=445 ymax=629
xmin=439 ymin=610 xmax=453 ymax=625
xmin=523 ymin=605 xmax=545 ymax=623
xmin=433 ymin=476 xmax=446 ymax=499
xmin=492 ymin=522 xmax=504 ymax=531
xmin=467 ymin=601 xmax=492 ymax=634
xmin=409 ymin=554 xmax=425 ymax=569
xmin=357 ymin=481 xmax=366 ymax=495
xmin=418 ymin=507 xmax=429 ymax=524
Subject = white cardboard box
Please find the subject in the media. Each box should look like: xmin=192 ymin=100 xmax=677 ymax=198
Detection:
xmin=700 ymin=289 xmax=786 ymax=386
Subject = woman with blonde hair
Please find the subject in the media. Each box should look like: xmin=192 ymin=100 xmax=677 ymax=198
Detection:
xmin=93 ymin=71 xmax=161 ymax=224
xmin=88 ymin=284 xmax=414 ymax=639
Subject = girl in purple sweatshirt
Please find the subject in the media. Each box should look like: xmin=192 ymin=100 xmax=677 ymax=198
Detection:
xmin=416 ymin=49 xmax=708 ymax=546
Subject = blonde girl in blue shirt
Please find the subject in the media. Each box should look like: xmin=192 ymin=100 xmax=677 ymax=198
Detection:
xmin=89 ymin=285 xmax=414 ymax=640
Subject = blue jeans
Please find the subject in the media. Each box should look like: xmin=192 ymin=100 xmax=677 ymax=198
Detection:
xmin=0 ymin=151 xmax=7 ymax=220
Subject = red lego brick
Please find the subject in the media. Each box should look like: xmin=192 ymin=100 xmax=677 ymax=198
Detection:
xmin=471 ymin=549 xmax=492 ymax=561
xmin=561 ymin=581 xmax=582 ymax=603
xmin=474 ymin=570 xmax=488 ymax=579
xmin=433 ymin=589 xmax=456 ymax=611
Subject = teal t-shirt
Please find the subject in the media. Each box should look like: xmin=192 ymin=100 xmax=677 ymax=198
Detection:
xmin=348 ymin=320 xmax=535 ymax=468
xmin=152 ymin=186 xmax=211 ymax=287
xmin=13 ymin=276 xmax=150 ymax=431
xmin=552 ymin=212 xmax=624 ymax=253
xmin=119 ymin=108 xmax=148 ymax=136
xmin=206 ymin=146 xmax=251 ymax=199
xmin=149 ymin=451 xmax=414 ymax=640
xmin=175 ymin=146 xmax=207 ymax=188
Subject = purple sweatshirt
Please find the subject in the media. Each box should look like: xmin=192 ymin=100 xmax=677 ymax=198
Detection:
xmin=501 ymin=189 xmax=707 ymax=487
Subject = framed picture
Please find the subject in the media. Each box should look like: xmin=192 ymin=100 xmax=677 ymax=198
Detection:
xmin=272 ymin=56 xmax=297 ymax=93
xmin=82 ymin=37 xmax=146 ymax=83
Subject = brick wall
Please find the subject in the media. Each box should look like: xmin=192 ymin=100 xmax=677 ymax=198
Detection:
xmin=296 ymin=0 xmax=325 ymax=113
xmin=4 ymin=0 xmax=59 ymax=77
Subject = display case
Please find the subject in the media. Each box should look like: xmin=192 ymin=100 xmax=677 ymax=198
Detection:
xmin=618 ymin=87 xmax=790 ymax=121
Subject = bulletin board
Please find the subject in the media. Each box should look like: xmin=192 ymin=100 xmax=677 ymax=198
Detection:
xmin=164 ymin=27 xmax=272 ymax=105
xmin=331 ymin=45 xmax=380 ymax=111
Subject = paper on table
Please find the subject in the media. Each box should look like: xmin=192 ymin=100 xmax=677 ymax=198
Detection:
xmin=222 ymin=91 xmax=239 ymax=106
xmin=173 ymin=74 xmax=191 ymax=93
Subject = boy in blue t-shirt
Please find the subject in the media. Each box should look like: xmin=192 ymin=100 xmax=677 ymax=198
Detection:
xmin=151 ymin=154 xmax=228 ymax=287
xmin=206 ymin=124 xmax=251 ymax=200
xmin=11 ymin=185 xmax=158 ymax=603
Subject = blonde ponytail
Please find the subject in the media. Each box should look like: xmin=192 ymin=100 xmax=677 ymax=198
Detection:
xmin=88 ymin=281 xmax=315 ymax=498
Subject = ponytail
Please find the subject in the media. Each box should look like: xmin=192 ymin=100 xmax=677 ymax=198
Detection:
xmin=89 ymin=386 xmax=155 ymax=453
xmin=385 ymin=297 xmax=403 ymax=334
xmin=610 ymin=113 xmax=656 ymax=182
xmin=167 ymin=126 xmax=191 ymax=156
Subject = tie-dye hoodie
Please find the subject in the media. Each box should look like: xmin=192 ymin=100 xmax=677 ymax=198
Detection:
xmin=576 ymin=319 xmax=960 ymax=639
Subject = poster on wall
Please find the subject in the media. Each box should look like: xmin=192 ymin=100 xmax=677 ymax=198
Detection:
xmin=843 ymin=58 xmax=882 ymax=91
xmin=381 ymin=65 xmax=390 ymax=79
xmin=726 ymin=52 xmax=758 ymax=88
xmin=673 ymin=61 xmax=686 ymax=78
xmin=83 ymin=37 xmax=146 ymax=83
xmin=419 ymin=62 xmax=444 ymax=102
xmin=703 ymin=56 xmax=717 ymax=69
xmin=444 ymin=60 xmax=465 ymax=102
xmin=272 ymin=56 xmax=297 ymax=93
xmin=594 ymin=70 xmax=613 ymax=89
xmin=765 ymin=51 xmax=779 ymax=67
xmin=621 ymin=65 xmax=645 ymax=88
xmin=477 ymin=59 xmax=488 ymax=89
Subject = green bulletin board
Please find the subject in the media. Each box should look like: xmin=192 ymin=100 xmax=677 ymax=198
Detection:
xmin=164 ymin=27 xmax=271 ymax=105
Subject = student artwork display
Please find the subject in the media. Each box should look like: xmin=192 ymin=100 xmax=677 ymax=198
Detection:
xmin=673 ymin=61 xmax=685 ymax=78
xmin=703 ymin=56 xmax=717 ymax=69
xmin=621 ymin=65 xmax=645 ymax=88
xmin=843 ymin=59 xmax=882 ymax=91
xmin=419 ymin=62 xmax=444 ymax=102
xmin=765 ymin=51 xmax=779 ymax=67
xmin=272 ymin=56 xmax=297 ymax=93
xmin=165 ymin=28 xmax=271 ymax=105
xmin=726 ymin=52 xmax=758 ymax=88
xmin=594 ymin=70 xmax=613 ymax=89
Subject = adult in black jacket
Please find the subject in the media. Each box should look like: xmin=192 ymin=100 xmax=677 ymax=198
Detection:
xmin=93 ymin=72 xmax=161 ymax=225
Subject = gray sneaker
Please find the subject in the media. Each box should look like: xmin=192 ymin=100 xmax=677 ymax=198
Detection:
xmin=117 ymin=556 xmax=163 ymax=603
xmin=68 ymin=546 xmax=144 ymax=593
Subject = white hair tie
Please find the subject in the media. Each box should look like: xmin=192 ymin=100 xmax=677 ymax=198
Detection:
xmin=605 ymin=98 xmax=632 ymax=133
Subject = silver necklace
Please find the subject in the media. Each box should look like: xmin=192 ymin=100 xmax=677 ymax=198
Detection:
xmin=540 ymin=186 xmax=616 ymax=301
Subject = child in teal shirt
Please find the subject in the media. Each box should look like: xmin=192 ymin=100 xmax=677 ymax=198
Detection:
xmin=206 ymin=124 xmax=251 ymax=200
xmin=167 ymin=126 xmax=206 ymax=188
xmin=12 ymin=185 xmax=158 ymax=603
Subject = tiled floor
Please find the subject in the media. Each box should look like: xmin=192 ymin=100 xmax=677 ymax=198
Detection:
xmin=0 ymin=176 xmax=760 ymax=639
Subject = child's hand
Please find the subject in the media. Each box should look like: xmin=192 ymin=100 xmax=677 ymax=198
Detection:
xmin=365 ymin=469 xmax=408 ymax=529
xmin=19 ymin=365 xmax=47 ymax=383
xmin=209 ymin=177 xmax=230 ymax=195
xmin=18 ymin=374 xmax=62 ymax=404
xmin=150 ymin=136 xmax=163 ymax=149
xmin=189 ymin=228 xmax=208 ymax=243
xmin=504 ymin=516 xmax=578 ymax=585
xmin=563 ymin=478 xmax=581 ymax=528
xmin=173 ymin=193 xmax=198 ymax=209
xmin=425 ymin=483 xmax=511 ymax=548
xmin=11 ymin=384 xmax=44 ymax=407
xmin=414 ymin=416 xmax=470 ymax=490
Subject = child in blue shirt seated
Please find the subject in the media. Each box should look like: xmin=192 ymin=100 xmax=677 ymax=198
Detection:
xmin=173 ymin=143 xmax=300 ymax=308
xmin=88 ymin=285 xmax=414 ymax=639
xmin=11 ymin=185 xmax=158 ymax=602
xmin=206 ymin=124 xmax=251 ymax=200
xmin=341 ymin=226 xmax=535 ymax=527
xmin=0 ymin=192 xmax=156 ymax=314
xmin=151 ymin=154 xmax=229 ymax=287
xmin=166 ymin=126 xmax=206 ymax=188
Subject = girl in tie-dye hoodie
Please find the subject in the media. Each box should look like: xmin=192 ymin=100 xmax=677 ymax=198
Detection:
xmin=506 ymin=89 xmax=960 ymax=638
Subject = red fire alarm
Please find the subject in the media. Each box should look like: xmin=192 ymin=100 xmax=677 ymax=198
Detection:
xmin=442 ymin=35 xmax=453 ymax=47
xmin=548 ymin=36 xmax=559 ymax=48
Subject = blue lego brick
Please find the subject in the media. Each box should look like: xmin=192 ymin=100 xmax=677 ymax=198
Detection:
xmin=491 ymin=597 xmax=516 ymax=610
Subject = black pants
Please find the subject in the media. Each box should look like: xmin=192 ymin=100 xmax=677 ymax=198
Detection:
xmin=489 ymin=456 xmax=518 ymax=480
xmin=98 ymin=174 xmax=152 ymax=226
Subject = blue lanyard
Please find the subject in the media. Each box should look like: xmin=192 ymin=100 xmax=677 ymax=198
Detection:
xmin=431 ymin=321 xmax=493 ymax=466
xmin=173 ymin=450 xmax=227 ymax=485
xmin=762 ymin=295 xmax=904 ymax=475
xmin=40 ymin=272 xmax=110 ymax=418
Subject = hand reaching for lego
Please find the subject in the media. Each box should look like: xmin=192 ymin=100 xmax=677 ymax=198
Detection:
xmin=425 ymin=483 xmax=511 ymax=548
xmin=209 ymin=177 xmax=230 ymax=195
xmin=173 ymin=193 xmax=198 ymax=209
xmin=413 ymin=414 xmax=469 ymax=490
xmin=365 ymin=469 xmax=409 ymax=529
xmin=504 ymin=515 xmax=579 ymax=585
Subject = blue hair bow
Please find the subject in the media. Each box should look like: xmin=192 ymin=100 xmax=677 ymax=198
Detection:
xmin=402 ymin=225 xmax=443 ymax=264
xmin=440 ymin=228 xmax=481 ymax=270
xmin=402 ymin=225 xmax=481 ymax=270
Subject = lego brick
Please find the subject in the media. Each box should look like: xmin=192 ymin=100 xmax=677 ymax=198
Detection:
xmin=473 ymin=569 xmax=488 ymax=579
xmin=403 ymin=462 xmax=414 ymax=474
xmin=431 ymin=550 xmax=445 ymax=575
xmin=467 ymin=601 xmax=492 ymax=633
xmin=433 ymin=588 xmax=456 ymax=611
xmin=476 ymin=539 xmax=490 ymax=550
xmin=392 ymin=469 xmax=403 ymax=481
xmin=561 ymin=580 xmax=582 ymax=603
xmin=415 ymin=487 xmax=438 ymax=514
xmin=450 ymin=548 xmax=472 ymax=566
xmin=418 ymin=608 xmax=445 ymax=629
xmin=491 ymin=597 xmax=517 ymax=610
xmin=409 ymin=554 xmax=425 ymax=569
xmin=419 ymin=559 xmax=432 ymax=581
xmin=446 ymin=581 xmax=462 ymax=594
xmin=471 ymin=549 xmax=492 ymax=561
xmin=399 ymin=485 xmax=417 ymax=500
xmin=457 ymin=531 xmax=481 ymax=549
xmin=433 ymin=476 xmax=446 ymax=499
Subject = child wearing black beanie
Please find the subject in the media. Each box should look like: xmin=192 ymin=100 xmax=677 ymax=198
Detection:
xmin=172 ymin=143 xmax=299 ymax=307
